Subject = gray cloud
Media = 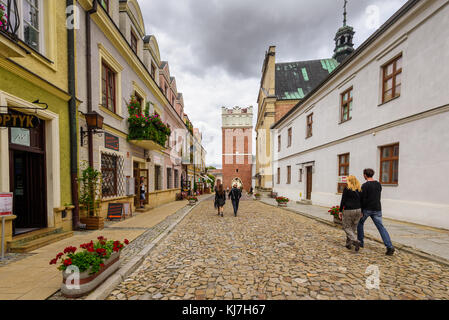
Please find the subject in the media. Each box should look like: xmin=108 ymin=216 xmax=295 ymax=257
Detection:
xmin=139 ymin=0 xmax=408 ymax=166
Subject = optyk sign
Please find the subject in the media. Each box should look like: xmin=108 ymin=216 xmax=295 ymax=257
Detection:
xmin=0 ymin=113 xmax=40 ymax=128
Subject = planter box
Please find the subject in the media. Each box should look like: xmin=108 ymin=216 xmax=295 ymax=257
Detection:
xmin=277 ymin=202 xmax=288 ymax=207
xmin=61 ymin=252 xmax=120 ymax=298
xmin=80 ymin=216 xmax=105 ymax=230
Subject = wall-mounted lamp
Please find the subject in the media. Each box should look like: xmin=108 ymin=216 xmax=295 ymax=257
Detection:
xmin=80 ymin=111 xmax=105 ymax=147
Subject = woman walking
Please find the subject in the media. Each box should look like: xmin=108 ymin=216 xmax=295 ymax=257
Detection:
xmin=339 ymin=175 xmax=363 ymax=252
xmin=214 ymin=180 xmax=226 ymax=217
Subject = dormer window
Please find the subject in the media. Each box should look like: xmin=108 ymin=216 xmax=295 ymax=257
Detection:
xmin=99 ymin=0 xmax=109 ymax=12
xmin=131 ymin=30 xmax=138 ymax=54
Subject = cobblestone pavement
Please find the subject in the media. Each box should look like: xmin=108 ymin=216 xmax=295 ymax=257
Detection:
xmin=48 ymin=203 xmax=197 ymax=300
xmin=107 ymin=199 xmax=449 ymax=300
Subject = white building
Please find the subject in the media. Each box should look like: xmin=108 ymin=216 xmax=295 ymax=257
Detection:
xmin=271 ymin=0 xmax=449 ymax=230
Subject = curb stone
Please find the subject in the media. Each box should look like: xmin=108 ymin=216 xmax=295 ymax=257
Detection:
xmin=259 ymin=200 xmax=449 ymax=268
xmin=86 ymin=196 xmax=213 ymax=300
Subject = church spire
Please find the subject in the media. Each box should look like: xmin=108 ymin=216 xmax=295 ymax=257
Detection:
xmin=333 ymin=0 xmax=355 ymax=64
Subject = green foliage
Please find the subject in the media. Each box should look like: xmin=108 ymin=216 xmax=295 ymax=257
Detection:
xmin=127 ymin=97 xmax=171 ymax=147
xmin=50 ymin=237 xmax=129 ymax=276
xmin=0 ymin=3 xmax=7 ymax=31
xmin=79 ymin=162 xmax=102 ymax=217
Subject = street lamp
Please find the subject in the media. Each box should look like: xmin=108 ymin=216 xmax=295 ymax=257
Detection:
xmin=80 ymin=111 xmax=104 ymax=147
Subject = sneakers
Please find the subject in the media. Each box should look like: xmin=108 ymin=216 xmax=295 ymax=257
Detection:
xmin=386 ymin=247 xmax=395 ymax=256
xmin=353 ymin=241 xmax=361 ymax=253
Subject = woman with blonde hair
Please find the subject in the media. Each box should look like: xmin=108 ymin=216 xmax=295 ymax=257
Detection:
xmin=339 ymin=175 xmax=363 ymax=252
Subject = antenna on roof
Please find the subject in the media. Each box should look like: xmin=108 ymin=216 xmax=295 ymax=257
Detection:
xmin=343 ymin=0 xmax=348 ymax=27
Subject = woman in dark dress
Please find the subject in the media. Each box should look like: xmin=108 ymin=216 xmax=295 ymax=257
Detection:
xmin=339 ymin=175 xmax=363 ymax=252
xmin=214 ymin=180 xmax=226 ymax=217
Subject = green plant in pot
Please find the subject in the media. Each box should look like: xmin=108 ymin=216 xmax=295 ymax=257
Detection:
xmin=79 ymin=162 xmax=104 ymax=230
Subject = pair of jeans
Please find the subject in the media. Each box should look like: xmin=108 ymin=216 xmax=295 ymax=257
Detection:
xmin=232 ymin=200 xmax=240 ymax=216
xmin=358 ymin=210 xmax=393 ymax=249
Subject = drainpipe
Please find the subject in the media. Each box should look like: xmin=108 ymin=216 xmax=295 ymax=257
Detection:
xmin=66 ymin=0 xmax=81 ymax=230
xmin=86 ymin=0 xmax=98 ymax=168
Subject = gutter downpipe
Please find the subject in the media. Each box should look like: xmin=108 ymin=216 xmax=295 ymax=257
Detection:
xmin=67 ymin=0 xmax=81 ymax=230
xmin=86 ymin=0 xmax=98 ymax=168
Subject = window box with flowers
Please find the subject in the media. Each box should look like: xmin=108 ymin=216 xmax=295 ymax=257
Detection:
xmin=127 ymin=97 xmax=171 ymax=151
xmin=276 ymin=196 xmax=290 ymax=207
xmin=188 ymin=196 xmax=198 ymax=206
xmin=329 ymin=206 xmax=343 ymax=225
xmin=0 ymin=3 xmax=7 ymax=32
xmin=51 ymin=236 xmax=129 ymax=298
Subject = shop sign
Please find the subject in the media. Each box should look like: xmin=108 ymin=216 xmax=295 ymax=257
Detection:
xmin=105 ymin=133 xmax=119 ymax=151
xmin=0 ymin=193 xmax=13 ymax=216
xmin=0 ymin=113 xmax=40 ymax=128
xmin=10 ymin=128 xmax=31 ymax=147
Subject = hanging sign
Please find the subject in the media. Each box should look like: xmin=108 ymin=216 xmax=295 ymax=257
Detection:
xmin=105 ymin=133 xmax=119 ymax=151
xmin=0 ymin=113 xmax=40 ymax=128
xmin=0 ymin=193 xmax=13 ymax=216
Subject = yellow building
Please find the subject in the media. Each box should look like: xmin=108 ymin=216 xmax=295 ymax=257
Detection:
xmin=0 ymin=0 xmax=77 ymax=250
xmin=255 ymin=46 xmax=339 ymax=191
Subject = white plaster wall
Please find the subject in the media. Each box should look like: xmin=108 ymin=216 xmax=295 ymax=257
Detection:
xmin=272 ymin=0 xmax=449 ymax=230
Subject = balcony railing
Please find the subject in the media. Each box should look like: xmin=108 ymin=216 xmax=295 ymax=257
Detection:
xmin=0 ymin=0 xmax=20 ymax=40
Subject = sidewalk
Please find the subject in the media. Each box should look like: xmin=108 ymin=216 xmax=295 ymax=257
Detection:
xmin=0 ymin=196 xmax=210 ymax=300
xmin=260 ymin=197 xmax=449 ymax=264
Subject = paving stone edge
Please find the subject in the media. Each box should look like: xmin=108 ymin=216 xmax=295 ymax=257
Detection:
xmin=86 ymin=197 xmax=212 ymax=300
xmin=259 ymin=200 xmax=449 ymax=268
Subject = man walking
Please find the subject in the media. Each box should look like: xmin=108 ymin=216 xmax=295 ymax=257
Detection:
xmin=228 ymin=184 xmax=242 ymax=217
xmin=358 ymin=169 xmax=395 ymax=255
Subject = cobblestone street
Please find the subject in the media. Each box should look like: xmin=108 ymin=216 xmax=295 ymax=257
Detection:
xmin=108 ymin=199 xmax=449 ymax=300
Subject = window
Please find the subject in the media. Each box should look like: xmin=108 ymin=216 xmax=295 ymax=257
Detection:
xmin=338 ymin=153 xmax=350 ymax=193
xmin=288 ymin=128 xmax=292 ymax=147
xmin=131 ymin=30 xmax=138 ymax=54
xmin=287 ymin=166 xmax=291 ymax=184
xmin=382 ymin=55 xmax=402 ymax=103
xmin=167 ymin=168 xmax=172 ymax=189
xmin=151 ymin=63 xmax=156 ymax=79
xmin=102 ymin=62 xmax=116 ymax=112
xmin=174 ymin=170 xmax=179 ymax=188
xmin=306 ymin=114 xmax=313 ymax=138
xmin=340 ymin=87 xmax=353 ymax=123
xmin=134 ymin=92 xmax=143 ymax=113
xmin=99 ymin=0 xmax=109 ymax=12
xmin=278 ymin=135 xmax=281 ymax=152
xmin=23 ymin=0 xmax=41 ymax=51
xmin=277 ymin=168 xmax=280 ymax=184
xmin=101 ymin=153 xmax=124 ymax=198
xmin=155 ymin=165 xmax=162 ymax=191
xmin=380 ymin=144 xmax=399 ymax=184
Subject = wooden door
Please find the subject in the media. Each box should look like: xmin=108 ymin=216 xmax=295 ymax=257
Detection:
xmin=306 ymin=167 xmax=313 ymax=200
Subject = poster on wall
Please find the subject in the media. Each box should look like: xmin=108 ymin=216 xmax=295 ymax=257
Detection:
xmin=0 ymin=193 xmax=13 ymax=216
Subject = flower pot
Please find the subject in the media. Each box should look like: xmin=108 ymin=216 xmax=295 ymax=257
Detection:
xmin=189 ymin=200 xmax=197 ymax=206
xmin=61 ymin=252 xmax=120 ymax=298
xmin=277 ymin=202 xmax=288 ymax=207
xmin=80 ymin=216 xmax=104 ymax=230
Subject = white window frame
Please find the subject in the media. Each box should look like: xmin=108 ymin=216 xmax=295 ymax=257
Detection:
xmin=16 ymin=0 xmax=45 ymax=54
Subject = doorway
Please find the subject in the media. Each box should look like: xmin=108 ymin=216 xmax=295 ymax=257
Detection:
xmin=133 ymin=162 xmax=149 ymax=207
xmin=8 ymin=115 xmax=47 ymax=236
xmin=306 ymin=166 xmax=313 ymax=201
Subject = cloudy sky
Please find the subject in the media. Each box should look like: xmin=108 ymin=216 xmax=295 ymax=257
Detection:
xmin=140 ymin=0 xmax=408 ymax=168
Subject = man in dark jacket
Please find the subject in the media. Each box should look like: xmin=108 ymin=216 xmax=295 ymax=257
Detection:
xmin=228 ymin=184 xmax=242 ymax=217
xmin=358 ymin=169 xmax=395 ymax=256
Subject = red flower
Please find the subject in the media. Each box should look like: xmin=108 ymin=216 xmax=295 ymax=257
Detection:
xmin=124 ymin=239 xmax=129 ymax=245
xmin=56 ymin=252 xmax=64 ymax=259
xmin=49 ymin=258 xmax=58 ymax=265
xmin=100 ymin=263 xmax=105 ymax=268
xmin=63 ymin=259 xmax=72 ymax=267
